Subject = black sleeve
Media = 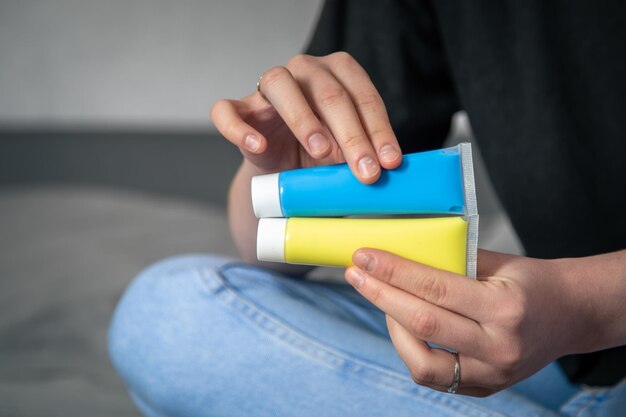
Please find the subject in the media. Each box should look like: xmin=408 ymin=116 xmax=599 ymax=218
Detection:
xmin=305 ymin=0 xmax=460 ymax=153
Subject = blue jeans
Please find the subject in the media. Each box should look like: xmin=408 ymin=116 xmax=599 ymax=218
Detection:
xmin=109 ymin=255 xmax=626 ymax=417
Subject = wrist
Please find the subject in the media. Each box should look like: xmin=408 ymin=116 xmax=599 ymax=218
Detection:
xmin=552 ymin=251 xmax=626 ymax=354
xmin=550 ymin=257 xmax=598 ymax=354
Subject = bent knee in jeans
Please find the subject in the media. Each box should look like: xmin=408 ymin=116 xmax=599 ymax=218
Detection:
xmin=108 ymin=254 xmax=237 ymax=414
xmin=107 ymin=254 xmax=603 ymax=417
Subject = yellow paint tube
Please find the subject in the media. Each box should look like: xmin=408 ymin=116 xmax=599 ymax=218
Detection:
xmin=257 ymin=216 xmax=478 ymax=276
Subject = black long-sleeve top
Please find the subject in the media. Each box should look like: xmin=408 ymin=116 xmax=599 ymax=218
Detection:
xmin=306 ymin=0 xmax=626 ymax=387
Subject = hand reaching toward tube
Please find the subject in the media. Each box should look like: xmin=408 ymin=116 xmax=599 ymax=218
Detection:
xmin=212 ymin=52 xmax=402 ymax=266
xmin=345 ymin=248 xmax=626 ymax=396
xmin=211 ymin=52 xmax=402 ymax=181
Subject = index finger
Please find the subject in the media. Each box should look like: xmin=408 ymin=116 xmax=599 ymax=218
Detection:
xmin=293 ymin=62 xmax=382 ymax=183
xmin=344 ymin=266 xmax=485 ymax=356
xmin=352 ymin=248 xmax=490 ymax=321
xmin=324 ymin=52 xmax=402 ymax=170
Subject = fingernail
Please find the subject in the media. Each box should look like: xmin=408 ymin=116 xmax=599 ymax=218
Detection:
xmin=346 ymin=268 xmax=366 ymax=289
xmin=379 ymin=144 xmax=400 ymax=163
xmin=358 ymin=156 xmax=380 ymax=178
xmin=354 ymin=252 xmax=374 ymax=272
xmin=244 ymin=134 xmax=261 ymax=152
xmin=308 ymin=133 xmax=329 ymax=155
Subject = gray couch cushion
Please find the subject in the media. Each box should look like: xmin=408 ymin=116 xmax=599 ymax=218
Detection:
xmin=0 ymin=185 xmax=236 ymax=417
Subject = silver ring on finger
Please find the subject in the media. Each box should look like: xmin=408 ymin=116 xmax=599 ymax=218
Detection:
xmin=447 ymin=351 xmax=460 ymax=394
xmin=256 ymin=75 xmax=266 ymax=98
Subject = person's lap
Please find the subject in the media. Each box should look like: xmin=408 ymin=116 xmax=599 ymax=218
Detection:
xmin=109 ymin=254 xmax=625 ymax=417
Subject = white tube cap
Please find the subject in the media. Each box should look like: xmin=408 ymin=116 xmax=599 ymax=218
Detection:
xmin=256 ymin=218 xmax=287 ymax=262
xmin=251 ymin=173 xmax=282 ymax=218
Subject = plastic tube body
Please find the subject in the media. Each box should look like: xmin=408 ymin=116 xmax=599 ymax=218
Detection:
xmin=252 ymin=144 xmax=473 ymax=218
xmin=257 ymin=217 xmax=470 ymax=275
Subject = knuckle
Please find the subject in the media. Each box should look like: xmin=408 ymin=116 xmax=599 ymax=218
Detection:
xmin=262 ymin=66 xmax=290 ymax=89
xmin=289 ymin=110 xmax=314 ymax=131
xmin=418 ymin=274 xmax=448 ymax=306
xmin=493 ymin=371 xmax=513 ymax=390
xmin=210 ymin=99 xmax=238 ymax=135
xmin=330 ymin=51 xmax=355 ymax=66
xmin=506 ymin=346 xmax=525 ymax=370
xmin=500 ymin=291 xmax=527 ymax=329
xmin=287 ymin=53 xmax=314 ymax=69
xmin=341 ymin=132 xmax=367 ymax=149
xmin=369 ymin=284 xmax=384 ymax=304
xmin=318 ymin=86 xmax=348 ymax=108
xmin=408 ymin=309 xmax=438 ymax=340
xmin=493 ymin=366 xmax=516 ymax=390
xmin=210 ymin=99 xmax=226 ymax=120
xmin=410 ymin=363 xmax=436 ymax=385
xmin=495 ymin=341 xmax=525 ymax=371
xmin=368 ymin=126 xmax=394 ymax=141
xmin=354 ymin=91 xmax=382 ymax=113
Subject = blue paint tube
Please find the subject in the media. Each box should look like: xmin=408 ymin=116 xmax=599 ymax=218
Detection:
xmin=252 ymin=143 xmax=478 ymax=218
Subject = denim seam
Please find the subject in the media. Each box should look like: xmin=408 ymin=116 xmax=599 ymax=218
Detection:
xmin=558 ymin=386 xmax=609 ymax=417
xmin=573 ymin=396 xmax=598 ymax=417
xmin=574 ymin=389 xmax=609 ymax=417
xmin=194 ymin=263 xmax=508 ymax=417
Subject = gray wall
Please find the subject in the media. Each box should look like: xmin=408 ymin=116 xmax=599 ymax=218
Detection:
xmin=0 ymin=0 xmax=524 ymax=255
xmin=0 ymin=0 xmax=323 ymax=129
